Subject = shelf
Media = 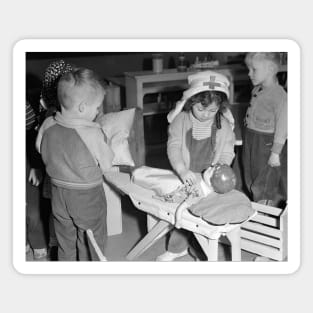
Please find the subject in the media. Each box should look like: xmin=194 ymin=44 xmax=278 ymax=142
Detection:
xmin=143 ymin=102 xmax=171 ymax=116
xmin=143 ymin=81 xmax=189 ymax=96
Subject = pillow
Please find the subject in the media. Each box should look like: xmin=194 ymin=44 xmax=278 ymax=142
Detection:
xmin=97 ymin=108 xmax=135 ymax=166
xmin=189 ymin=190 xmax=255 ymax=225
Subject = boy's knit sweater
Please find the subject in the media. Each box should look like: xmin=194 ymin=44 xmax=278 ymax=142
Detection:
xmin=245 ymin=83 xmax=287 ymax=154
xmin=36 ymin=112 xmax=114 ymax=190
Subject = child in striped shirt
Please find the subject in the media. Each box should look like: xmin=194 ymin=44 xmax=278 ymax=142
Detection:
xmin=26 ymin=100 xmax=47 ymax=260
xmin=157 ymin=70 xmax=236 ymax=261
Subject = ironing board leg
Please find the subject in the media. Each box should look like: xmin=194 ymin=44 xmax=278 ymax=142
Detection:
xmin=194 ymin=233 xmax=219 ymax=261
xmin=126 ymin=220 xmax=173 ymax=261
xmin=225 ymin=226 xmax=241 ymax=261
xmin=147 ymin=214 xmax=158 ymax=232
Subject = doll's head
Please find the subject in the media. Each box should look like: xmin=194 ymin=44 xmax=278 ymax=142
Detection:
xmin=203 ymin=164 xmax=237 ymax=194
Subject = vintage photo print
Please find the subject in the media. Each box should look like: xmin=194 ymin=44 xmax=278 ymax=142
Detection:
xmin=13 ymin=39 xmax=300 ymax=274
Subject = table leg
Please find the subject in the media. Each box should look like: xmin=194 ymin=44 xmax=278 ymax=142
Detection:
xmin=225 ymin=227 xmax=241 ymax=261
xmin=194 ymin=233 xmax=219 ymax=261
xmin=126 ymin=220 xmax=173 ymax=260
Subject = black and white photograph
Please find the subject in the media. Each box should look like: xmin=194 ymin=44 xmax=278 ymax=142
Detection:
xmin=3 ymin=0 xmax=313 ymax=311
xmin=13 ymin=39 xmax=300 ymax=274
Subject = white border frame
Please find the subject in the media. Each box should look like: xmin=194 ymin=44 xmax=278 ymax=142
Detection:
xmin=13 ymin=39 xmax=300 ymax=275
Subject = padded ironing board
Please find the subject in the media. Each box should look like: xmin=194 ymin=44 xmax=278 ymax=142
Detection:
xmin=104 ymin=171 xmax=255 ymax=261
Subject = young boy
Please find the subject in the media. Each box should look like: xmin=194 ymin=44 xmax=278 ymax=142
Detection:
xmin=36 ymin=68 xmax=114 ymax=261
xmin=243 ymin=52 xmax=287 ymax=206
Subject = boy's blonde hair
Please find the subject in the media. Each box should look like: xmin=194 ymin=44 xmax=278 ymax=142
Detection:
xmin=245 ymin=52 xmax=281 ymax=74
xmin=57 ymin=68 xmax=104 ymax=110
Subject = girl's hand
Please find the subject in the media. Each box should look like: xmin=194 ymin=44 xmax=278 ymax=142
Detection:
xmin=28 ymin=168 xmax=42 ymax=186
xmin=268 ymin=152 xmax=280 ymax=167
xmin=180 ymin=169 xmax=197 ymax=187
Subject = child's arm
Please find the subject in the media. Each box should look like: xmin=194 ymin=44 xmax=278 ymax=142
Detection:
xmin=269 ymin=94 xmax=287 ymax=167
xmin=167 ymin=114 xmax=198 ymax=185
xmin=268 ymin=152 xmax=280 ymax=166
xmin=28 ymin=168 xmax=42 ymax=186
xmin=96 ymin=131 xmax=115 ymax=172
xmin=76 ymin=127 xmax=114 ymax=172
xmin=272 ymin=95 xmax=287 ymax=154
xmin=26 ymin=102 xmax=44 ymax=178
xmin=179 ymin=169 xmax=198 ymax=186
xmin=35 ymin=116 xmax=55 ymax=153
xmin=214 ymin=119 xmax=236 ymax=165
xmin=167 ymin=114 xmax=188 ymax=176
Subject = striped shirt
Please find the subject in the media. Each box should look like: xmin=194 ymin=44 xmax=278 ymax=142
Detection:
xmin=190 ymin=112 xmax=213 ymax=140
xmin=190 ymin=109 xmax=235 ymax=141
xmin=26 ymin=101 xmax=37 ymax=130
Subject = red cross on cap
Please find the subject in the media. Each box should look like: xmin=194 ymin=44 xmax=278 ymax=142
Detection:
xmin=203 ymin=75 xmax=222 ymax=89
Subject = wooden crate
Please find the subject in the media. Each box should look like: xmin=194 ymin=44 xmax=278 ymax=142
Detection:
xmin=240 ymin=202 xmax=288 ymax=261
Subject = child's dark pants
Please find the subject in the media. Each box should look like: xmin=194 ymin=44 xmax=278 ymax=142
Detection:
xmin=242 ymin=128 xmax=287 ymax=204
xmin=51 ymin=184 xmax=107 ymax=261
xmin=26 ymin=162 xmax=46 ymax=250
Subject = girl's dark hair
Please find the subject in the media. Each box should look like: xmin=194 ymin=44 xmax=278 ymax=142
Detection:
xmin=183 ymin=91 xmax=229 ymax=129
xmin=41 ymin=60 xmax=75 ymax=111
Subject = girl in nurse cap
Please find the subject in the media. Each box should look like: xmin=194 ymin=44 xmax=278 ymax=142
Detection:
xmin=157 ymin=70 xmax=236 ymax=261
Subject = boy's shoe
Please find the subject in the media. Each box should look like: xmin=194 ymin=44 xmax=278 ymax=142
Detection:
xmin=33 ymin=248 xmax=48 ymax=261
xmin=156 ymin=249 xmax=188 ymax=261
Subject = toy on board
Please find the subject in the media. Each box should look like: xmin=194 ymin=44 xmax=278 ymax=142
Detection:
xmin=207 ymin=164 xmax=237 ymax=194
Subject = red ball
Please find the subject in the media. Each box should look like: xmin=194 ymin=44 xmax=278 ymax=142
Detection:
xmin=210 ymin=164 xmax=237 ymax=194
